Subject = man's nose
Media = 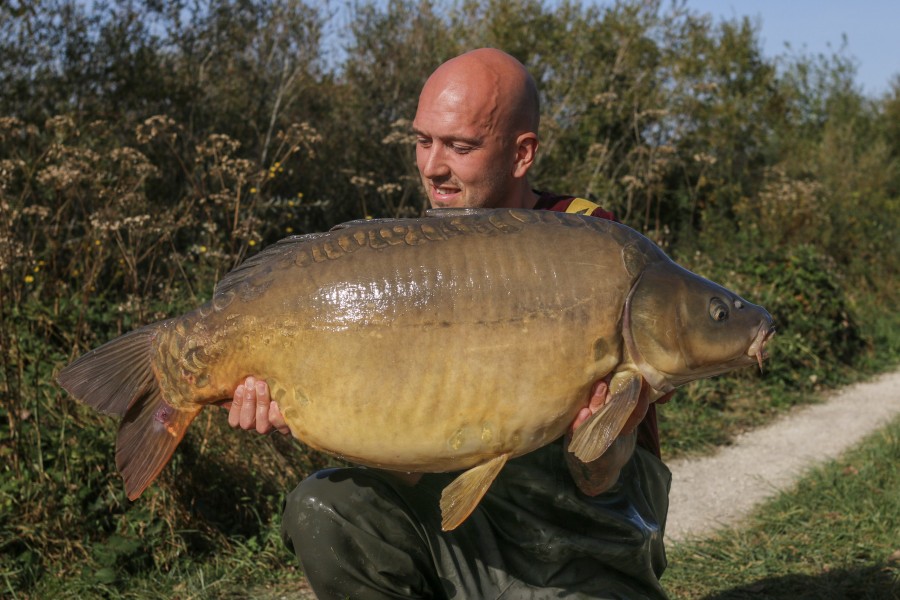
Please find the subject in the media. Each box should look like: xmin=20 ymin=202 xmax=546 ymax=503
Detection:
xmin=419 ymin=145 xmax=449 ymax=179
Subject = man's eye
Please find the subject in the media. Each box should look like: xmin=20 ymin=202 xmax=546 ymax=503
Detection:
xmin=416 ymin=137 xmax=431 ymax=147
xmin=452 ymin=145 xmax=472 ymax=154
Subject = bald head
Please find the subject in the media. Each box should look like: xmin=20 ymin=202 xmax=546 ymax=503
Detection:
xmin=412 ymin=48 xmax=541 ymax=209
xmin=421 ymin=48 xmax=540 ymax=137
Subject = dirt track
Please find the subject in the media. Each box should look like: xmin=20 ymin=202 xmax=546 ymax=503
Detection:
xmin=665 ymin=370 xmax=900 ymax=542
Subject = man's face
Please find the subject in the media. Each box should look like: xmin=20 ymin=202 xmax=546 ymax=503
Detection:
xmin=412 ymin=82 xmax=517 ymax=209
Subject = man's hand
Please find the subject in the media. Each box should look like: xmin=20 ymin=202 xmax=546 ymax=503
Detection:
xmin=563 ymin=377 xmax=653 ymax=496
xmin=569 ymin=378 xmax=650 ymax=437
xmin=221 ymin=376 xmax=291 ymax=435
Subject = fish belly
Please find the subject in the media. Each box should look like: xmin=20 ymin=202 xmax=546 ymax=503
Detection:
xmin=275 ymin=319 xmax=599 ymax=471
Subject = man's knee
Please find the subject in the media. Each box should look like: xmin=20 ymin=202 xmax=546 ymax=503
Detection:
xmin=280 ymin=467 xmax=348 ymax=554
xmin=280 ymin=467 xmax=441 ymax=598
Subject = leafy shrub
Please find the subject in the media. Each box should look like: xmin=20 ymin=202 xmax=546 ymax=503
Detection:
xmin=659 ymin=242 xmax=871 ymax=455
xmin=0 ymin=114 xmax=331 ymax=593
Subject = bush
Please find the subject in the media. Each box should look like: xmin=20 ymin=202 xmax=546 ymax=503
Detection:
xmin=660 ymin=242 xmax=871 ymax=455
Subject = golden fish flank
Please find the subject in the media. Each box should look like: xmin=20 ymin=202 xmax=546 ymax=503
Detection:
xmin=57 ymin=208 xmax=774 ymax=531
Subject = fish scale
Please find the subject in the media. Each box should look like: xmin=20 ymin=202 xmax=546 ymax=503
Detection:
xmin=57 ymin=208 xmax=774 ymax=531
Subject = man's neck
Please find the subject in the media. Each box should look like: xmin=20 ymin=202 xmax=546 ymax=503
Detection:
xmin=495 ymin=186 xmax=539 ymax=210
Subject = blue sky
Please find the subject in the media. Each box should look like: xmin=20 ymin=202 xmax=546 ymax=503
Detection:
xmin=683 ymin=0 xmax=899 ymax=97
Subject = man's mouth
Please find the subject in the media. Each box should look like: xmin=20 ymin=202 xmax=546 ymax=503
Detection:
xmin=431 ymin=183 xmax=461 ymax=200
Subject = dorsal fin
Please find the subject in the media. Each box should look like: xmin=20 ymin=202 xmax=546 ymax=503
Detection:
xmin=330 ymin=218 xmax=406 ymax=230
xmin=212 ymin=233 xmax=327 ymax=298
xmin=425 ymin=208 xmax=493 ymax=218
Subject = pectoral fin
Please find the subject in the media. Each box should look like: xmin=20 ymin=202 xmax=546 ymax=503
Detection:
xmin=568 ymin=373 xmax=642 ymax=462
xmin=440 ymin=453 xmax=509 ymax=531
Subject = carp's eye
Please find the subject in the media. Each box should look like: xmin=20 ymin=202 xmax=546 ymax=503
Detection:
xmin=709 ymin=298 xmax=729 ymax=322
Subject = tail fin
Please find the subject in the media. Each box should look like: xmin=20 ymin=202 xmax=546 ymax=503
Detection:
xmin=116 ymin=388 xmax=200 ymax=499
xmin=57 ymin=322 xmax=201 ymax=500
xmin=57 ymin=325 xmax=161 ymax=416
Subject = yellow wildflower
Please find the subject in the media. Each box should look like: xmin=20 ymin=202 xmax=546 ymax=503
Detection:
xmin=250 ymin=187 xmax=257 ymax=194
xmin=24 ymin=275 xmax=34 ymax=283
xmin=286 ymin=226 xmax=294 ymax=233
xmin=248 ymin=240 xmax=256 ymax=247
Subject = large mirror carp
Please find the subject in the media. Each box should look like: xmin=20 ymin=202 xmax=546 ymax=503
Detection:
xmin=58 ymin=208 xmax=774 ymax=530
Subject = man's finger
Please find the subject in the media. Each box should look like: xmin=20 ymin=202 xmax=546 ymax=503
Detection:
xmin=228 ymin=386 xmax=244 ymax=428
xmin=268 ymin=401 xmax=291 ymax=435
xmin=588 ymin=379 xmax=610 ymax=411
xmin=255 ymin=380 xmax=272 ymax=434
xmin=240 ymin=376 xmax=257 ymax=430
xmin=656 ymin=390 xmax=675 ymax=405
xmin=570 ymin=406 xmax=593 ymax=433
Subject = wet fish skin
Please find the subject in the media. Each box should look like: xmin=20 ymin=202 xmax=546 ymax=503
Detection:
xmin=57 ymin=208 xmax=774 ymax=530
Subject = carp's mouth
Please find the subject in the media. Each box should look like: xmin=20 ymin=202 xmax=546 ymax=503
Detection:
xmin=748 ymin=324 xmax=776 ymax=371
xmin=624 ymin=315 xmax=777 ymax=393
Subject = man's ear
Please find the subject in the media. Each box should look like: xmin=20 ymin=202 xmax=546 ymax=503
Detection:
xmin=513 ymin=132 xmax=539 ymax=178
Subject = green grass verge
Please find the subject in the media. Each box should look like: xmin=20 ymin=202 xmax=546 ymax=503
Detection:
xmin=662 ymin=416 xmax=900 ymax=599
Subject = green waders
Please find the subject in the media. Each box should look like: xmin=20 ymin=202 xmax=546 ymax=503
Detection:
xmin=281 ymin=441 xmax=671 ymax=599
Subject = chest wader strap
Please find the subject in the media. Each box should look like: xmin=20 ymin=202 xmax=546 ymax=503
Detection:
xmin=565 ymin=197 xmax=603 ymax=216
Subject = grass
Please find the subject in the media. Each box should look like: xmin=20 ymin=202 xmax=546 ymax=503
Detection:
xmin=1 ymin=432 xmax=319 ymax=600
xmin=662 ymin=416 xmax=900 ymax=600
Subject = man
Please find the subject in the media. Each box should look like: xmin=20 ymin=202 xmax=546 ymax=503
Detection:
xmin=227 ymin=48 xmax=671 ymax=599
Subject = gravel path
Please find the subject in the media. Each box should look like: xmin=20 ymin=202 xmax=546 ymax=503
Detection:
xmin=665 ymin=369 xmax=900 ymax=542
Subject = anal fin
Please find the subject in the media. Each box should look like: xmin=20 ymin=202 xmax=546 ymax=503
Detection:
xmin=568 ymin=373 xmax=642 ymax=462
xmin=440 ymin=453 xmax=509 ymax=531
xmin=116 ymin=390 xmax=202 ymax=500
